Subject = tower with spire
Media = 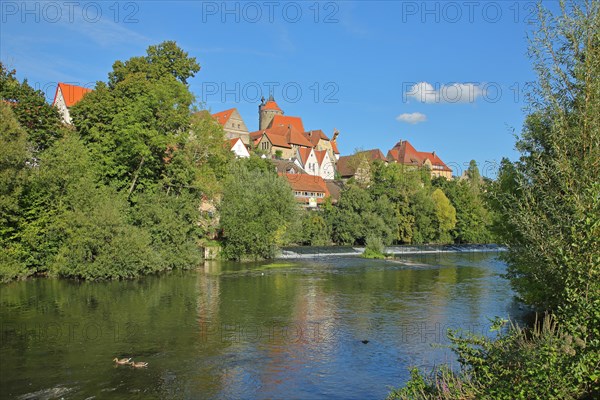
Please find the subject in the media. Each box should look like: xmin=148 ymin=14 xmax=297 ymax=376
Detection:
xmin=258 ymin=93 xmax=284 ymax=130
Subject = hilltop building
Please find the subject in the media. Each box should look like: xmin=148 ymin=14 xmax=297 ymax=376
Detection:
xmin=387 ymin=140 xmax=452 ymax=179
xmin=212 ymin=108 xmax=250 ymax=144
xmin=247 ymin=96 xmax=340 ymax=179
xmin=52 ymin=82 xmax=92 ymax=124
xmin=337 ymin=149 xmax=387 ymax=183
xmin=338 ymin=141 xmax=452 ymax=182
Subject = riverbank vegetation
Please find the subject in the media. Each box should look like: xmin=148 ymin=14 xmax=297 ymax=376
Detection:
xmin=294 ymin=159 xmax=491 ymax=248
xmin=388 ymin=1 xmax=600 ymax=398
xmin=1 ymin=42 xmax=495 ymax=282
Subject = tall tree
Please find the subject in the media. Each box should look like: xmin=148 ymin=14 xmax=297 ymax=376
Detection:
xmin=0 ymin=63 xmax=62 ymax=152
xmin=431 ymin=188 xmax=457 ymax=243
xmin=220 ymin=160 xmax=298 ymax=260
xmin=0 ymin=103 xmax=30 ymax=280
xmin=390 ymin=2 xmax=600 ymax=396
xmin=493 ymin=0 xmax=600 ymax=315
xmin=71 ymin=41 xmax=201 ymax=194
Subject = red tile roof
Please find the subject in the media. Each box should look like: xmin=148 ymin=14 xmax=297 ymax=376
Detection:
xmin=325 ymin=180 xmax=343 ymax=203
xmin=297 ymin=147 xmax=313 ymax=164
xmin=212 ymin=108 xmax=236 ymax=126
xmin=302 ymin=129 xmax=330 ymax=147
xmin=249 ymin=125 xmax=313 ymax=148
xmin=364 ymin=149 xmax=387 ymax=161
xmin=271 ymin=159 xmax=307 ymax=174
xmin=269 ymin=115 xmax=304 ymax=132
xmin=314 ymin=149 xmax=327 ymax=165
xmin=422 ymin=151 xmax=452 ymax=172
xmin=280 ymin=173 xmax=330 ymax=204
xmin=262 ymin=100 xmax=281 ymax=111
xmin=287 ymin=129 xmax=313 ymax=147
xmin=336 ymin=149 xmax=384 ymax=178
xmin=387 ymin=140 xmax=451 ymax=172
xmin=336 ymin=156 xmax=357 ymax=178
xmin=53 ymin=83 xmax=92 ymax=107
xmin=228 ymin=138 xmax=241 ymax=148
xmin=263 ymin=132 xmax=292 ymax=148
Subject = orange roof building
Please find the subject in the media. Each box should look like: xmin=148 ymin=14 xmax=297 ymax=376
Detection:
xmin=211 ymin=108 xmax=250 ymax=144
xmin=336 ymin=149 xmax=386 ymax=180
xmin=52 ymin=82 xmax=92 ymax=124
xmin=269 ymin=115 xmax=305 ymax=132
xmin=387 ymin=140 xmax=452 ymax=179
xmin=259 ymin=94 xmax=284 ymax=130
xmin=280 ymin=173 xmax=330 ymax=208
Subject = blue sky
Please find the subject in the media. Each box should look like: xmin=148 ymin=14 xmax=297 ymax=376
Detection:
xmin=1 ymin=1 xmax=554 ymax=177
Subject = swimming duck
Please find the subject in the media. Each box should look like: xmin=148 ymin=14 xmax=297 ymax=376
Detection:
xmin=129 ymin=361 xmax=148 ymax=368
xmin=113 ymin=357 xmax=132 ymax=365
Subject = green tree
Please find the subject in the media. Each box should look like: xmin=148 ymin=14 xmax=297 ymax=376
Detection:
xmin=434 ymin=178 xmax=491 ymax=243
xmin=162 ymin=111 xmax=233 ymax=197
xmin=409 ymin=189 xmax=436 ymax=244
xmin=431 ymin=188 xmax=457 ymax=243
xmin=391 ymin=2 xmax=600 ymax=397
xmin=326 ymin=184 xmax=394 ymax=245
xmin=300 ymin=211 xmax=331 ymax=246
xmin=71 ymin=41 xmax=200 ymax=194
xmin=220 ymin=160 xmax=297 ymax=260
xmin=0 ymin=63 xmax=62 ymax=152
xmin=369 ymin=161 xmax=422 ymax=243
xmin=0 ymin=103 xmax=30 ymax=280
xmin=493 ymin=0 xmax=600 ymax=317
xmin=466 ymin=159 xmax=482 ymax=191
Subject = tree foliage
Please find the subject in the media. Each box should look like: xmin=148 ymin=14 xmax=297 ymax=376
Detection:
xmin=391 ymin=2 xmax=600 ymax=398
xmin=220 ymin=160 xmax=298 ymax=260
xmin=71 ymin=41 xmax=200 ymax=194
xmin=0 ymin=42 xmax=223 ymax=281
xmin=0 ymin=63 xmax=63 ymax=152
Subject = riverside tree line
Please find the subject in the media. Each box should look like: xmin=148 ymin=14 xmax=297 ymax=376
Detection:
xmin=0 ymin=41 xmax=495 ymax=280
xmin=0 ymin=0 xmax=597 ymax=397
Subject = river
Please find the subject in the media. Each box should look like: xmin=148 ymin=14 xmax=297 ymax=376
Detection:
xmin=0 ymin=247 xmax=523 ymax=399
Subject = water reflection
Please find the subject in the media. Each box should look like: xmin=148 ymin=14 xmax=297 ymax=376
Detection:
xmin=1 ymin=252 xmax=522 ymax=399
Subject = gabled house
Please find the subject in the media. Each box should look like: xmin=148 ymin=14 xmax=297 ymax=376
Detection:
xmin=315 ymin=149 xmax=335 ymax=180
xmin=250 ymin=124 xmax=313 ymax=159
xmin=52 ymin=82 xmax=92 ymax=124
xmin=296 ymin=147 xmax=319 ymax=176
xmin=387 ymin=140 xmax=452 ymax=179
xmin=302 ymin=129 xmax=340 ymax=163
xmin=228 ymin=137 xmax=250 ymax=158
xmin=336 ymin=149 xmax=387 ymax=182
xmin=254 ymin=130 xmax=293 ymax=158
xmin=280 ymin=173 xmax=330 ymax=208
xmin=294 ymin=145 xmax=336 ymax=180
xmin=212 ymin=108 xmax=250 ymax=144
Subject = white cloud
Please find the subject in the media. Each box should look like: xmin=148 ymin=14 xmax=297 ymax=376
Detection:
xmin=406 ymin=82 xmax=486 ymax=104
xmin=396 ymin=112 xmax=427 ymax=124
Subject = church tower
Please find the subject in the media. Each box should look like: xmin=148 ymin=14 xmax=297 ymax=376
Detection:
xmin=258 ymin=93 xmax=284 ymax=130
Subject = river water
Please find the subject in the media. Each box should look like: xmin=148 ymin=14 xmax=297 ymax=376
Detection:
xmin=0 ymin=247 xmax=523 ymax=399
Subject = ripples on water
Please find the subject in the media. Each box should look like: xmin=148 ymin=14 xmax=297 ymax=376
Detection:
xmin=0 ymin=247 xmax=522 ymax=399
